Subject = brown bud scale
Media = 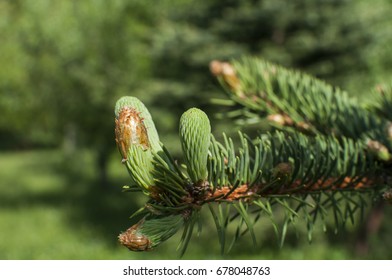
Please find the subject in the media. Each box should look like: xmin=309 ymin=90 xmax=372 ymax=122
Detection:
xmin=209 ymin=60 xmax=241 ymax=92
xmin=118 ymin=223 xmax=152 ymax=251
xmin=115 ymin=107 xmax=150 ymax=161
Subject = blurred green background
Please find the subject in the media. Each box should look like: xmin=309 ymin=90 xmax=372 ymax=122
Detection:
xmin=1 ymin=0 xmax=392 ymax=259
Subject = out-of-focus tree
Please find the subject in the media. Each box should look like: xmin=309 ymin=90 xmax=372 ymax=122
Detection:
xmin=0 ymin=1 xmax=32 ymax=148
xmin=0 ymin=0 xmax=157 ymax=186
xmin=151 ymin=0 xmax=392 ymax=102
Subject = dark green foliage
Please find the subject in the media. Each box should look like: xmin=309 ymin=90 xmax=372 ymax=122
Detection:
xmin=151 ymin=0 xmax=392 ymax=99
xmin=214 ymin=58 xmax=392 ymax=149
xmin=374 ymin=84 xmax=392 ymax=122
xmin=115 ymin=55 xmax=391 ymax=254
xmin=205 ymin=129 xmax=384 ymax=253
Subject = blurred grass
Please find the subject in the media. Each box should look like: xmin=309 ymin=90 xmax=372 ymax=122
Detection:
xmin=0 ymin=149 xmax=390 ymax=259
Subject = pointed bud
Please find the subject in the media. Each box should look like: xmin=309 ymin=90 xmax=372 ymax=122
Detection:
xmin=118 ymin=222 xmax=152 ymax=251
xmin=114 ymin=97 xmax=158 ymax=191
xmin=209 ymin=60 xmax=242 ymax=94
xmin=366 ymin=140 xmax=391 ymax=162
xmin=267 ymin=114 xmax=294 ymax=126
xmin=179 ymin=108 xmax=211 ymax=183
xmin=118 ymin=215 xmax=184 ymax=251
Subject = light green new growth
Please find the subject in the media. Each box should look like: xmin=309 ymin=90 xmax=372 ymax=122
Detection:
xmin=138 ymin=215 xmax=184 ymax=247
xmin=125 ymin=146 xmax=155 ymax=191
xmin=114 ymin=97 xmax=157 ymax=192
xmin=179 ymin=108 xmax=211 ymax=183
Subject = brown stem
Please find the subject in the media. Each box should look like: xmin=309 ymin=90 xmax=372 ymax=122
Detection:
xmin=204 ymin=176 xmax=376 ymax=203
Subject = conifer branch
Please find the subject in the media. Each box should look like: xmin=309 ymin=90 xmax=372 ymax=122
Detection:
xmin=114 ymin=58 xmax=392 ymax=256
xmin=210 ymin=58 xmax=392 ymax=153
